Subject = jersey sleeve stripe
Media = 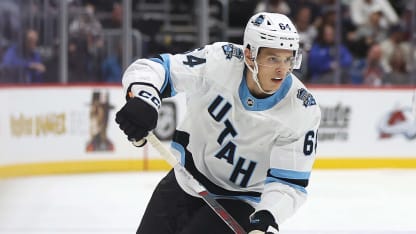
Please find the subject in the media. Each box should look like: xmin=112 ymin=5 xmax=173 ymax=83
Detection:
xmin=266 ymin=169 xmax=310 ymax=193
xmin=149 ymin=54 xmax=177 ymax=98
xmin=212 ymin=194 xmax=261 ymax=203
xmin=268 ymin=168 xmax=311 ymax=180
xmin=265 ymin=177 xmax=307 ymax=194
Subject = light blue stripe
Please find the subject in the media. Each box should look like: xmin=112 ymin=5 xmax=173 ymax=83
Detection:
xmin=149 ymin=54 xmax=177 ymax=97
xmin=239 ymin=72 xmax=293 ymax=111
xmin=269 ymin=168 xmax=311 ymax=180
xmin=171 ymin=141 xmax=185 ymax=166
xmin=265 ymin=177 xmax=307 ymax=194
xmin=211 ymin=194 xmax=261 ymax=203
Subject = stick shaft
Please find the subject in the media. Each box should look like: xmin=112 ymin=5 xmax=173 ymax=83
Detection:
xmin=145 ymin=133 xmax=247 ymax=234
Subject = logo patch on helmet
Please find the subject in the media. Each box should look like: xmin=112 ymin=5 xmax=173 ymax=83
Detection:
xmin=297 ymin=88 xmax=316 ymax=107
xmin=252 ymin=15 xmax=264 ymax=26
xmin=222 ymin=44 xmax=243 ymax=60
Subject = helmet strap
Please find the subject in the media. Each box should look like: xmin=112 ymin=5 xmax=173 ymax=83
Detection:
xmin=244 ymin=59 xmax=276 ymax=95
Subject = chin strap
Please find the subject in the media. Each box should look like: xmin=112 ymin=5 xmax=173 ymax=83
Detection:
xmin=244 ymin=59 xmax=276 ymax=95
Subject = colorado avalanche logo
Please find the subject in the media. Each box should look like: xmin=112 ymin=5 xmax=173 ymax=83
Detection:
xmin=297 ymin=88 xmax=316 ymax=107
xmin=378 ymin=107 xmax=416 ymax=140
xmin=222 ymin=44 xmax=243 ymax=60
xmin=252 ymin=15 xmax=264 ymax=26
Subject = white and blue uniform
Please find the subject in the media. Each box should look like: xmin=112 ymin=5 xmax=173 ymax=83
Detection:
xmin=122 ymin=42 xmax=321 ymax=225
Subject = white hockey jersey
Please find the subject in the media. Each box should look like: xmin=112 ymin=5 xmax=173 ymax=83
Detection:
xmin=122 ymin=42 xmax=321 ymax=224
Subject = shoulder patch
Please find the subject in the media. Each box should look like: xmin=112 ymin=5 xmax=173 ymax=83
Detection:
xmin=297 ymin=88 xmax=316 ymax=107
xmin=222 ymin=44 xmax=243 ymax=60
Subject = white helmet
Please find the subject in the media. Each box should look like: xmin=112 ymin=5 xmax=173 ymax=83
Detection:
xmin=244 ymin=12 xmax=302 ymax=69
xmin=243 ymin=12 xmax=302 ymax=94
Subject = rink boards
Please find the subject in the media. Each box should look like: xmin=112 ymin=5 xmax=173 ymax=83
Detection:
xmin=0 ymin=84 xmax=415 ymax=178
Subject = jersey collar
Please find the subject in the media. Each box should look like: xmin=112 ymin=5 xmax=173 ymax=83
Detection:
xmin=239 ymin=71 xmax=292 ymax=111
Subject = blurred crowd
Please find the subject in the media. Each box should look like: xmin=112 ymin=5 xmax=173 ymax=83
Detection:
xmin=0 ymin=0 xmax=415 ymax=85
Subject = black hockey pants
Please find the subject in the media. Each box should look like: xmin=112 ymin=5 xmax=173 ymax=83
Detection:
xmin=137 ymin=169 xmax=255 ymax=234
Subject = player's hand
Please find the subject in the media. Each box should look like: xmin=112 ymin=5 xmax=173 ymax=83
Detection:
xmin=249 ymin=210 xmax=279 ymax=234
xmin=115 ymin=97 xmax=158 ymax=147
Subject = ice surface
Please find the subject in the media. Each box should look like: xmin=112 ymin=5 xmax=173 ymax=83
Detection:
xmin=0 ymin=170 xmax=415 ymax=234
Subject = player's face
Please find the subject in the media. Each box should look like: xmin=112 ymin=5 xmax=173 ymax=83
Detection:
xmin=256 ymin=48 xmax=293 ymax=93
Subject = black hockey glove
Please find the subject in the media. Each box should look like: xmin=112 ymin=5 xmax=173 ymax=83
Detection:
xmin=249 ymin=210 xmax=279 ymax=234
xmin=115 ymin=88 xmax=159 ymax=147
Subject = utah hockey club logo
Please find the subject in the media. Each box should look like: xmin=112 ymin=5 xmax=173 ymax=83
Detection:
xmin=222 ymin=44 xmax=243 ymax=60
xmin=252 ymin=15 xmax=264 ymax=26
xmin=297 ymin=88 xmax=316 ymax=107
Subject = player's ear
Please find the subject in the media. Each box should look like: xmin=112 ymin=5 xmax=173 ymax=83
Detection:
xmin=244 ymin=48 xmax=254 ymax=66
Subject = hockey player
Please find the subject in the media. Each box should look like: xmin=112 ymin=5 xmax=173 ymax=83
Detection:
xmin=115 ymin=12 xmax=321 ymax=234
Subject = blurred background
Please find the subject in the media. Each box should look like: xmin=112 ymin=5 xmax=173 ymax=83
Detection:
xmin=0 ymin=0 xmax=415 ymax=85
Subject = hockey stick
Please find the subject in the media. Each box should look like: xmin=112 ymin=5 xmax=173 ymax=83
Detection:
xmin=135 ymin=133 xmax=247 ymax=234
